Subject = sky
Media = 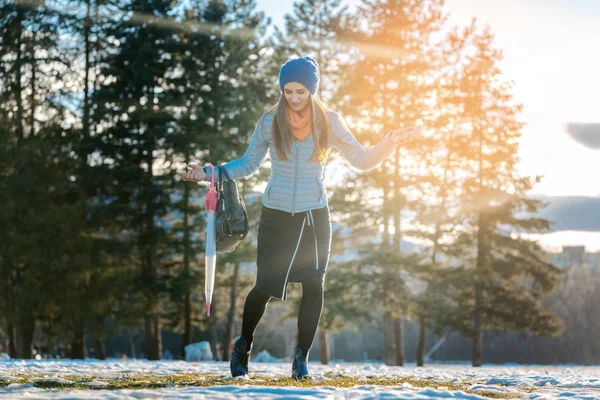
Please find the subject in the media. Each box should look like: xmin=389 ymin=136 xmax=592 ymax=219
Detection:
xmin=256 ymin=0 xmax=600 ymax=252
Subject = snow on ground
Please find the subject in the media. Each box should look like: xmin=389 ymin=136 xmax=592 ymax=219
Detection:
xmin=1 ymin=359 xmax=600 ymax=399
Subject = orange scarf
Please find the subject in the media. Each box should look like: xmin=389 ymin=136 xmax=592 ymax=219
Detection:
xmin=286 ymin=105 xmax=312 ymax=142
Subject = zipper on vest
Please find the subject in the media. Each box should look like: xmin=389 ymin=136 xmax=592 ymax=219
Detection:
xmin=282 ymin=217 xmax=306 ymax=298
xmin=291 ymin=141 xmax=299 ymax=216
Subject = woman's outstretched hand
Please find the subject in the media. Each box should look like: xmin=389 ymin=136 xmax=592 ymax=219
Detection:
xmin=182 ymin=163 xmax=207 ymax=182
xmin=388 ymin=125 xmax=424 ymax=145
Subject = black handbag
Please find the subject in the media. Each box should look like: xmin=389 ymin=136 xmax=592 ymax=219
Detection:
xmin=214 ymin=166 xmax=249 ymax=254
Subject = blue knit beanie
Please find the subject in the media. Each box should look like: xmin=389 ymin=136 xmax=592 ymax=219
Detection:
xmin=278 ymin=56 xmax=320 ymax=96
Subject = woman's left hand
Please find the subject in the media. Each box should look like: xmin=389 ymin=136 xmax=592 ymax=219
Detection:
xmin=388 ymin=126 xmax=423 ymax=145
xmin=182 ymin=163 xmax=207 ymax=182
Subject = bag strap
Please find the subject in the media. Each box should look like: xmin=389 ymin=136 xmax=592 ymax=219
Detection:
xmin=218 ymin=166 xmax=231 ymax=182
xmin=215 ymin=166 xmax=223 ymax=197
xmin=215 ymin=166 xmax=233 ymax=223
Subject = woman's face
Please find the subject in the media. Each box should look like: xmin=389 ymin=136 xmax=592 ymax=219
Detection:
xmin=284 ymin=82 xmax=310 ymax=113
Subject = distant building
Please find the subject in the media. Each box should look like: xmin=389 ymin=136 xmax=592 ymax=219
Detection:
xmin=549 ymin=246 xmax=600 ymax=269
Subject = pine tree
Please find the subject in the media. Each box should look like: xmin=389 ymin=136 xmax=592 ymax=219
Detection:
xmin=333 ymin=0 xmax=447 ymax=366
xmin=446 ymin=26 xmax=563 ymax=367
xmin=284 ymin=0 xmax=354 ymax=101
xmin=407 ymin=21 xmax=478 ymax=366
xmin=87 ymin=0 xmax=182 ymax=360
xmin=161 ymin=0 xmax=272 ymax=359
xmin=56 ymin=0 xmax=129 ymax=360
xmin=0 ymin=0 xmax=82 ymax=359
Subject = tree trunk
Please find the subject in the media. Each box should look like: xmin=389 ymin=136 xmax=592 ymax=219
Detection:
xmin=128 ymin=329 xmax=137 ymax=358
xmin=416 ymin=318 xmax=426 ymax=367
xmin=141 ymin=234 xmax=162 ymax=360
xmin=472 ymin=113 xmax=487 ymax=368
xmin=29 ymin=31 xmax=36 ymax=136
xmin=393 ymin=147 xmax=401 ymax=249
xmin=391 ymin=147 xmax=404 ymax=367
xmin=4 ymin=261 xmax=17 ymax=358
xmin=17 ymin=313 xmax=34 ymax=359
xmin=144 ymin=315 xmax=162 ymax=360
xmin=472 ymin=291 xmax=483 ymax=367
xmin=154 ymin=315 xmax=162 ymax=360
xmin=82 ymin=0 xmax=91 ymax=143
xmin=223 ymin=263 xmax=240 ymax=361
xmin=181 ymin=159 xmax=193 ymax=360
xmin=141 ymin=244 xmax=161 ymax=361
xmin=381 ymin=162 xmax=394 ymax=366
xmin=71 ymin=323 xmax=86 ymax=359
xmin=94 ymin=337 xmax=106 ymax=360
xmin=393 ymin=316 xmax=404 ymax=366
xmin=209 ymin=297 xmax=220 ymax=361
xmin=182 ymin=293 xmax=192 ymax=359
xmin=472 ymin=212 xmax=486 ymax=367
xmin=382 ymin=181 xmax=390 ymax=246
xmin=383 ymin=312 xmax=395 ymax=365
xmin=14 ymin=10 xmax=25 ymax=141
xmin=319 ymin=329 xmax=330 ymax=365
xmin=144 ymin=316 xmax=153 ymax=359
xmin=8 ymin=321 xmax=17 ymax=359
xmin=141 ymin=90 xmax=161 ymax=361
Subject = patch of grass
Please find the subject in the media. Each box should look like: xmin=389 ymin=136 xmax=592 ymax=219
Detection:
xmin=467 ymin=390 xmax=521 ymax=399
xmin=29 ymin=376 xmax=91 ymax=389
xmin=0 ymin=375 xmax=30 ymax=387
xmin=5 ymin=372 xmax=539 ymax=398
xmin=32 ymin=381 xmax=75 ymax=390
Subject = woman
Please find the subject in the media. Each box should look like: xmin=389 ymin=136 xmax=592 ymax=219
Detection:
xmin=182 ymin=56 xmax=418 ymax=380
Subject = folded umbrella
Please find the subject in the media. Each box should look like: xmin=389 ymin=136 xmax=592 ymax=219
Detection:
xmin=204 ymin=164 xmax=218 ymax=317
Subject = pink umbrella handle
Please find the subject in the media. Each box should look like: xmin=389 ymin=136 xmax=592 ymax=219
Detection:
xmin=205 ymin=164 xmax=218 ymax=211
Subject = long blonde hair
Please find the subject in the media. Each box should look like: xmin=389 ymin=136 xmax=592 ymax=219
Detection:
xmin=268 ymin=93 xmax=332 ymax=162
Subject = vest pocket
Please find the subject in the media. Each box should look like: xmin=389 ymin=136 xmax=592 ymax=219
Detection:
xmin=265 ymin=178 xmax=276 ymax=201
xmin=315 ymin=177 xmax=325 ymax=201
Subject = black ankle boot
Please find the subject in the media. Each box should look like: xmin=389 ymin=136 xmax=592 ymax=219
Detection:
xmin=230 ymin=336 xmax=252 ymax=377
xmin=291 ymin=347 xmax=310 ymax=380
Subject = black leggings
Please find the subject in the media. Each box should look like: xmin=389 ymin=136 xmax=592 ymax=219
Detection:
xmin=241 ymin=280 xmax=324 ymax=357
